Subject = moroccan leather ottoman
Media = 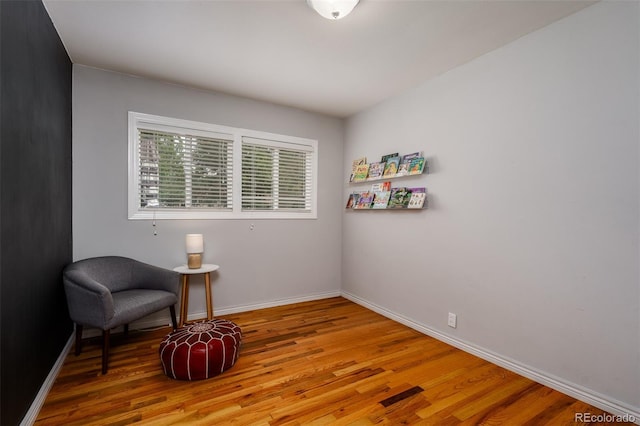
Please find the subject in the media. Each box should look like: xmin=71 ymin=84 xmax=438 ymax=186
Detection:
xmin=159 ymin=319 xmax=242 ymax=380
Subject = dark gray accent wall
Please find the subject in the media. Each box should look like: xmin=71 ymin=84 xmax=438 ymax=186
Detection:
xmin=0 ymin=1 xmax=73 ymax=424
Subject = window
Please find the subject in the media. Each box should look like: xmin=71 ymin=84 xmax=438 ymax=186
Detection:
xmin=128 ymin=112 xmax=317 ymax=219
xmin=137 ymin=129 xmax=233 ymax=210
xmin=242 ymin=137 xmax=314 ymax=212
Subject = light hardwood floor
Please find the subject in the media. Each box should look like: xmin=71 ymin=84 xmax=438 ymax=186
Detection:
xmin=36 ymin=297 xmax=630 ymax=425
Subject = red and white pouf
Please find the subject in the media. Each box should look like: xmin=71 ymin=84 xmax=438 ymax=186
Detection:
xmin=159 ymin=319 xmax=242 ymax=380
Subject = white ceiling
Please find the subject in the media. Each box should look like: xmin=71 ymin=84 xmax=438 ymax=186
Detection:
xmin=43 ymin=0 xmax=594 ymax=118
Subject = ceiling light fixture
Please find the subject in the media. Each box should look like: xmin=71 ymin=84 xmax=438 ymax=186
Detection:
xmin=307 ymin=0 xmax=360 ymax=20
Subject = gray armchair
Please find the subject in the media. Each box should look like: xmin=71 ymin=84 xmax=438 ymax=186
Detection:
xmin=63 ymin=256 xmax=179 ymax=374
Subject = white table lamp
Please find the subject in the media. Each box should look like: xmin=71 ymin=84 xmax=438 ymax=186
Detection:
xmin=185 ymin=234 xmax=204 ymax=269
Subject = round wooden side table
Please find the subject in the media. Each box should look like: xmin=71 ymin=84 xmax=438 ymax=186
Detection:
xmin=173 ymin=264 xmax=220 ymax=327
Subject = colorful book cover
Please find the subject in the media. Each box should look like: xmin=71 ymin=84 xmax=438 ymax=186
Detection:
xmin=409 ymin=157 xmax=425 ymax=175
xmin=382 ymin=156 xmax=401 ymax=177
xmin=400 ymin=188 xmax=412 ymax=208
xmin=407 ymin=187 xmax=426 ymax=209
xmin=353 ymin=163 xmax=370 ymax=182
xmin=372 ymin=191 xmax=391 ymax=209
xmin=345 ymin=193 xmax=359 ymax=209
xmin=354 ymin=192 xmax=374 ymax=209
xmin=381 ymin=152 xmax=399 ymax=163
xmin=367 ymin=161 xmax=385 ymax=180
xmin=402 ymin=152 xmax=422 ymax=163
xmin=396 ymin=161 xmax=410 ymax=176
xmin=388 ymin=187 xmax=411 ymax=208
xmin=349 ymin=157 xmax=367 ymax=182
xmin=370 ymin=181 xmax=391 ymax=192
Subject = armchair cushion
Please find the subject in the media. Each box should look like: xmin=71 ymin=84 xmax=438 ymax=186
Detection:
xmin=111 ymin=289 xmax=177 ymax=329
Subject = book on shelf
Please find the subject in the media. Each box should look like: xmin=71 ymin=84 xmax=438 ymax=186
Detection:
xmin=353 ymin=163 xmax=370 ymax=182
xmin=407 ymin=187 xmax=426 ymax=209
xmin=354 ymin=192 xmax=374 ymax=209
xmin=388 ymin=187 xmax=411 ymax=208
xmin=372 ymin=191 xmax=391 ymax=209
xmin=349 ymin=157 xmax=367 ymax=182
xmin=381 ymin=152 xmax=399 ymax=163
xmin=370 ymin=181 xmax=391 ymax=192
xmin=397 ymin=152 xmax=421 ymax=177
xmin=409 ymin=157 xmax=426 ymax=175
xmin=367 ymin=161 xmax=385 ymax=180
xmin=396 ymin=161 xmax=410 ymax=176
xmin=345 ymin=193 xmax=359 ymax=209
xmin=382 ymin=156 xmax=401 ymax=177
xmin=402 ymin=152 xmax=422 ymax=163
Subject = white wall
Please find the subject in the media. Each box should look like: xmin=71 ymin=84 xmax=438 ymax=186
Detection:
xmin=343 ymin=1 xmax=639 ymax=414
xmin=73 ymin=66 xmax=344 ymax=317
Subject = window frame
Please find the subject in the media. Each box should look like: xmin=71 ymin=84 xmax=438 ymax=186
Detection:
xmin=128 ymin=112 xmax=318 ymax=220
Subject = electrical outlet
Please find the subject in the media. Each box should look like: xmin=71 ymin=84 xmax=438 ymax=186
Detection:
xmin=448 ymin=312 xmax=457 ymax=328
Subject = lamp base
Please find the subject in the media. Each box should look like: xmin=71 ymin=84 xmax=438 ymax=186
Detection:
xmin=187 ymin=254 xmax=202 ymax=269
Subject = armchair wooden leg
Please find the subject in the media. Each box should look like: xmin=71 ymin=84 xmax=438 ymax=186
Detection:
xmin=102 ymin=329 xmax=110 ymax=375
xmin=75 ymin=324 xmax=83 ymax=356
xmin=170 ymin=305 xmax=178 ymax=331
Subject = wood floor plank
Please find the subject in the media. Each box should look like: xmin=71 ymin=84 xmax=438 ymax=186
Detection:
xmin=36 ymin=297 xmax=632 ymax=425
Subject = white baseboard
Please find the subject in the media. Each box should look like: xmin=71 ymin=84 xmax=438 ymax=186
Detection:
xmin=20 ymin=333 xmax=74 ymax=426
xmin=341 ymin=291 xmax=640 ymax=424
xmin=134 ymin=290 xmax=343 ymax=327
xmin=213 ymin=290 xmax=342 ymax=316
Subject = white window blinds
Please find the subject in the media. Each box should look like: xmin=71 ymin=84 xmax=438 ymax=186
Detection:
xmin=137 ymin=129 xmax=233 ymax=210
xmin=242 ymin=137 xmax=313 ymax=212
xmin=129 ymin=112 xmax=317 ymax=219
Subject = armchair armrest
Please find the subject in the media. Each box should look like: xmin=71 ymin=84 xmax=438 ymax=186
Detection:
xmin=63 ymin=269 xmax=114 ymax=329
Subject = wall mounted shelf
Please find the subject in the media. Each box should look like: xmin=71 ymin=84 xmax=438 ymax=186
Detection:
xmin=346 ymin=152 xmax=428 ymax=211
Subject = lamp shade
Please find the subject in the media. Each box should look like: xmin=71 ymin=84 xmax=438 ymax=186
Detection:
xmin=185 ymin=234 xmax=204 ymax=253
xmin=307 ymin=0 xmax=359 ymax=20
